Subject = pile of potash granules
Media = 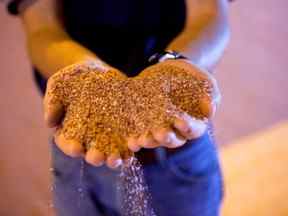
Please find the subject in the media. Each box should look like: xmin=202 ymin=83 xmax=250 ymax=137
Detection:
xmin=47 ymin=60 xmax=215 ymax=215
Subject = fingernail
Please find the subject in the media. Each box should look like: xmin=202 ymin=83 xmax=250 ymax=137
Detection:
xmin=94 ymin=161 xmax=104 ymax=167
xmin=124 ymin=157 xmax=133 ymax=166
xmin=165 ymin=136 xmax=172 ymax=144
xmin=112 ymin=160 xmax=122 ymax=169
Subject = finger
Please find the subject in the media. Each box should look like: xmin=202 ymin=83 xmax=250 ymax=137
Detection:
xmin=209 ymin=76 xmax=221 ymax=106
xmin=44 ymin=100 xmax=64 ymax=128
xmin=123 ymin=156 xmax=134 ymax=166
xmin=44 ymin=78 xmax=64 ymax=127
xmin=175 ymin=113 xmax=207 ymax=140
xmin=137 ymin=132 xmax=159 ymax=149
xmin=152 ymin=127 xmax=186 ymax=148
xmin=199 ymin=97 xmax=215 ymax=118
xmin=54 ymin=132 xmax=84 ymax=157
xmin=85 ymin=148 xmax=105 ymax=167
xmin=121 ymin=150 xmax=134 ymax=166
xmin=173 ymin=113 xmax=207 ymax=140
xmin=208 ymin=76 xmax=221 ymax=117
xmin=106 ymin=151 xmax=122 ymax=169
xmin=127 ymin=136 xmax=141 ymax=152
xmin=198 ymin=72 xmax=221 ymax=116
xmin=173 ymin=117 xmax=195 ymax=140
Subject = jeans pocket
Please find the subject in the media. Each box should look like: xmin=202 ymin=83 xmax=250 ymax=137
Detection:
xmin=166 ymin=133 xmax=220 ymax=182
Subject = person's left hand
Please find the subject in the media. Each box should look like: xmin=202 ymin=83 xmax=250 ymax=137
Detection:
xmin=127 ymin=59 xmax=221 ymax=152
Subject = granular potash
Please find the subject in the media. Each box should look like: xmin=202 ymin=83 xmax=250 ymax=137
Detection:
xmin=46 ymin=60 xmax=214 ymax=157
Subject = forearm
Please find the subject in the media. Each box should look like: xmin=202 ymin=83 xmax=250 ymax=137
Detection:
xmin=20 ymin=0 xmax=108 ymax=79
xmin=182 ymin=8 xmax=230 ymax=71
xmin=25 ymin=25 xmax=103 ymax=78
xmin=167 ymin=0 xmax=230 ymax=71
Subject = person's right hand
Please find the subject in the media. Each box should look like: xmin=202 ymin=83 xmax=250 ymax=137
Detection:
xmin=44 ymin=60 xmax=130 ymax=169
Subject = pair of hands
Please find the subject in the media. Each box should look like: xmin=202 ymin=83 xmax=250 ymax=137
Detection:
xmin=44 ymin=60 xmax=220 ymax=169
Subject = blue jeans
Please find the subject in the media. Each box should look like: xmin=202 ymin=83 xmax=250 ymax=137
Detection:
xmin=51 ymin=131 xmax=223 ymax=216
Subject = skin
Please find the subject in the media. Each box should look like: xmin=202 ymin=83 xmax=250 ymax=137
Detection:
xmin=20 ymin=0 xmax=229 ymax=169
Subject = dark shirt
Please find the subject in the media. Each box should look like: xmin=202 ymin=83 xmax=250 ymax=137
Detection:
xmin=8 ymin=0 xmax=186 ymax=92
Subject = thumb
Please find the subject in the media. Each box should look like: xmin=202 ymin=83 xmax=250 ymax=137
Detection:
xmin=43 ymin=77 xmax=64 ymax=127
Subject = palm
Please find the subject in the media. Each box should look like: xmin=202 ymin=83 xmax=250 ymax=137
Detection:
xmin=45 ymin=60 xmax=215 ymax=158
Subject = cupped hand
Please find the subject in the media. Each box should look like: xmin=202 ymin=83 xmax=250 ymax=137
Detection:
xmin=44 ymin=60 xmax=129 ymax=169
xmin=127 ymin=59 xmax=221 ymax=152
xmin=43 ymin=59 xmax=221 ymax=169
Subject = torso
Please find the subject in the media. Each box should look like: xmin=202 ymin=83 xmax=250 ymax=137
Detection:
xmin=61 ymin=0 xmax=186 ymax=75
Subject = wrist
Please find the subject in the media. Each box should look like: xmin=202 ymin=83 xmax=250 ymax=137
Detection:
xmin=57 ymin=59 xmax=112 ymax=75
xmin=79 ymin=59 xmax=112 ymax=73
xmin=52 ymin=59 xmax=126 ymax=82
xmin=148 ymin=50 xmax=211 ymax=74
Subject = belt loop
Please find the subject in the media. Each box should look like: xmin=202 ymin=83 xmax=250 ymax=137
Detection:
xmin=155 ymin=147 xmax=167 ymax=167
